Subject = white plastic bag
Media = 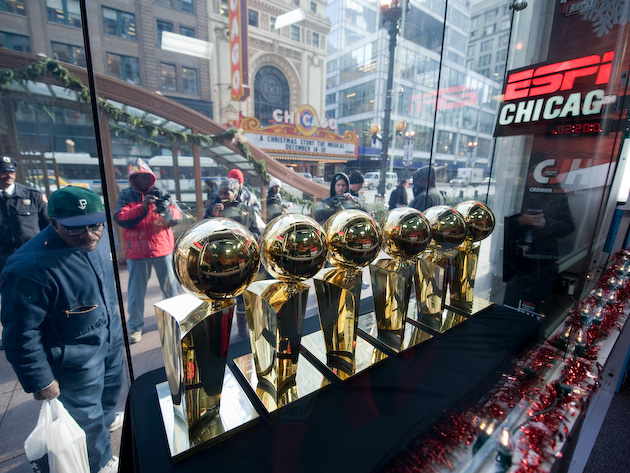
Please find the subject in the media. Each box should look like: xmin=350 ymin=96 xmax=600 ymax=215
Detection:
xmin=24 ymin=398 xmax=90 ymax=473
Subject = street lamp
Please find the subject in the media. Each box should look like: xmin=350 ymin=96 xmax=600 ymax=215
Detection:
xmin=467 ymin=140 xmax=478 ymax=167
xmin=377 ymin=0 xmax=407 ymax=196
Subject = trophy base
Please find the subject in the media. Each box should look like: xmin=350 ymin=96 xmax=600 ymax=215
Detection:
xmin=156 ymin=367 xmax=258 ymax=462
xmin=357 ymin=311 xmax=433 ymax=354
xmin=445 ymin=296 xmax=494 ymax=316
xmin=301 ymin=330 xmax=388 ymax=382
xmin=411 ymin=308 xmax=468 ymax=335
xmin=232 ymin=352 xmax=330 ymax=416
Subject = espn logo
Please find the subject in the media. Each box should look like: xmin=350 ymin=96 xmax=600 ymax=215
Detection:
xmin=505 ymin=51 xmax=614 ymax=101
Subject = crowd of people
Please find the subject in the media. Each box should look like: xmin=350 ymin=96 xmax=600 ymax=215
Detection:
xmin=0 ymin=155 xmax=449 ymax=473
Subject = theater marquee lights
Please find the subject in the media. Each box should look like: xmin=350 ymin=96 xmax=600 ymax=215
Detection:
xmin=495 ymin=51 xmax=615 ymax=136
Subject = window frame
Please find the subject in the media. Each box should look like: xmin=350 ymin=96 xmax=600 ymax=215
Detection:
xmin=102 ymin=6 xmax=137 ymax=41
xmin=159 ymin=63 xmax=178 ymax=91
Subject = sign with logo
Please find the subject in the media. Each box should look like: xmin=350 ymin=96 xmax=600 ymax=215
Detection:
xmin=240 ymin=105 xmax=357 ymax=160
xmin=229 ymin=0 xmax=249 ymax=101
xmin=495 ymin=50 xmax=615 ymax=136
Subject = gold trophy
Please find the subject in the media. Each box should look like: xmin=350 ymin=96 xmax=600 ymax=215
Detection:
xmin=446 ymin=201 xmax=495 ymax=315
xmin=233 ymin=214 xmax=330 ymax=413
xmin=154 ymin=218 xmax=260 ymax=458
xmin=415 ymin=206 xmax=468 ymax=333
xmin=362 ymin=208 xmax=433 ymax=353
xmin=303 ymin=209 xmax=387 ymax=380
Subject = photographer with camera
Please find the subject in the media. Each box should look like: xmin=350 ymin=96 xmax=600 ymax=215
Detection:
xmin=114 ymin=158 xmax=182 ymax=344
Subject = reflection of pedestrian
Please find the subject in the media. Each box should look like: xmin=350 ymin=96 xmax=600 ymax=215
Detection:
xmin=205 ymin=178 xmax=264 ymax=239
xmin=503 ymin=155 xmax=576 ymax=316
xmin=314 ymin=173 xmax=365 ymax=224
xmin=0 ymin=156 xmax=49 ymax=273
xmin=113 ymin=158 xmax=182 ymax=344
xmin=205 ymin=178 xmax=264 ymax=338
xmin=388 ymin=178 xmax=409 ymax=210
xmin=227 ymin=168 xmax=260 ymax=212
xmin=349 ymin=171 xmax=364 ymax=197
xmin=1 ymin=187 xmax=124 ymax=473
xmin=204 ymin=179 xmax=218 ymax=208
xmin=266 ymin=178 xmax=288 ymax=221
xmin=410 ymin=166 xmax=444 ymax=211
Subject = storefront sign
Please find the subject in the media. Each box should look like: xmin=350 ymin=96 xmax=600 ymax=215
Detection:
xmin=240 ymin=107 xmax=357 ymax=159
xmin=229 ymin=0 xmax=249 ymax=101
xmin=495 ymin=51 xmax=614 ymax=136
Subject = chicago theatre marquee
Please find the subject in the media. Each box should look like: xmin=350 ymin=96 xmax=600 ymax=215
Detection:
xmin=209 ymin=0 xmax=355 ymax=174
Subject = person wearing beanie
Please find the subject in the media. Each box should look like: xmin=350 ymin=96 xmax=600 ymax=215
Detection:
xmin=224 ymin=168 xmax=260 ymax=212
xmin=0 ymin=155 xmax=49 ymax=273
xmin=348 ymin=170 xmax=365 ymax=197
xmin=1 ymin=187 xmax=124 ymax=473
xmin=113 ymin=158 xmax=182 ymax=344
xmin=266 ymin=177 xmax=288 ymax=221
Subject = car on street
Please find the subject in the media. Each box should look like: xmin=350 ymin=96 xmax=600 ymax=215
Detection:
xmin=449 ymin=178 xmax=467 ymax=187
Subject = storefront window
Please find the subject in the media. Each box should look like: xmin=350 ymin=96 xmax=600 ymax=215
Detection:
xmin=2 ymin=2 xmax=630 ymax=469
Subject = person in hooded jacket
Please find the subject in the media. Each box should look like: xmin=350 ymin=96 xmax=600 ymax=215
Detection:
xmin=409 ymin=166 xmax=445 ymax=211
xmin=313 ymin=172 xmax=365 ymax=224
xmin=113 ymin=158 xmax=182 ymax=344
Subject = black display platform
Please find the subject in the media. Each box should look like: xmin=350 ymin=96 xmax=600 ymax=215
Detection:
xmin=120 ymin=305 xmax=541 ymax=473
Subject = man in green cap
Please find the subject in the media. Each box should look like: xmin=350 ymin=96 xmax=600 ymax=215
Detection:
xmin=1 ymin=186 xmax=124 ymax=473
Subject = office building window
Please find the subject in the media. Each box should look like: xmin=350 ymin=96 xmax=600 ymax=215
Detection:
xmin=483 ymin=24 xmax=496 ymax=36
xmin=180 ymin=26 xmax=195 ymax=37
xmin=291 ymin=25 xmax=300 ymax=42
xmin=155 ymin=0 xmax=172 ymax=6
xmin=156 ymin=20 xmax=173 ymax=46
xmin=480 ymin=39 xmax=493 ymax=52
xmin=107 ymin=53 xmax=141 ymax=85
xmin=496 ymin=49 xmax=507 ymax=62
xmin=51 ymin=42 xmax=86 ymax=66
xmin=220 ymin=0 xmax=229 ymax=17
xmin=46 ymin=0 xmax=80 ymax=27
xmin=254 ymin=66 xmax=289 ymax=125
xmin=160 ymin=63 xmax=177 ymax=91
xmin=0 ymin=31 xmax=30 ymax=52
xmin=311 ymin=2 xmax=316 ymax=13
xmin=103 ymin=7 xmax=137 ymax=40
xmin=177 ymin=0 xmax=193 ymax=13
xmin=1 ymin=0 xmax=25 ymax=15
xmin=313 ymin=32 xmax=320 ymax=47
xmin=270 ymin=17 xmax=277 ymax=32
xmin=248 ymin=9 xmax=258 ymax=28
xmin=182 ymin=67 xmax=198 ymax=93
xmin=478 ymin=54 xmax=492 ymax=67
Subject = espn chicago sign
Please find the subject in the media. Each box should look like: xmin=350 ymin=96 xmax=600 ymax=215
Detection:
xmin=495 ymin=51 xmax=614 ymax=136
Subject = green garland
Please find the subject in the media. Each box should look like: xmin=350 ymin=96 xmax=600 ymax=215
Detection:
xmin=0 ymin=57 xmax=270 ymax=184
xmin=279 ymin=188 xmax=314 ymax=210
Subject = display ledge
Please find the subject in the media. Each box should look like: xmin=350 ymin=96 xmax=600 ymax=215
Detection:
xmin=120 ymin=303 xmax=541 ymax=473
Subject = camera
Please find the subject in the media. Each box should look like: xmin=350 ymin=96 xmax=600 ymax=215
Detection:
xmin=149 ymin=188 xmax=171 ymax=214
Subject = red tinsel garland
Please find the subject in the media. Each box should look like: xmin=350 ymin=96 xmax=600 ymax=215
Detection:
xmin=384 ymin=250 xmax=628 ymax=473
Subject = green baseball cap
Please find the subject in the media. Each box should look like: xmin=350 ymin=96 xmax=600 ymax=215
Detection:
xmin=48 ymin=186 xmax=106 ymax=226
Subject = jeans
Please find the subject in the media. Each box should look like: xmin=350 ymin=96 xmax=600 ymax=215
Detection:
xmin=57 ymin=333 xmax=125 ymax=472
xmin=127 ymin=255 xmax=179 ymax=333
